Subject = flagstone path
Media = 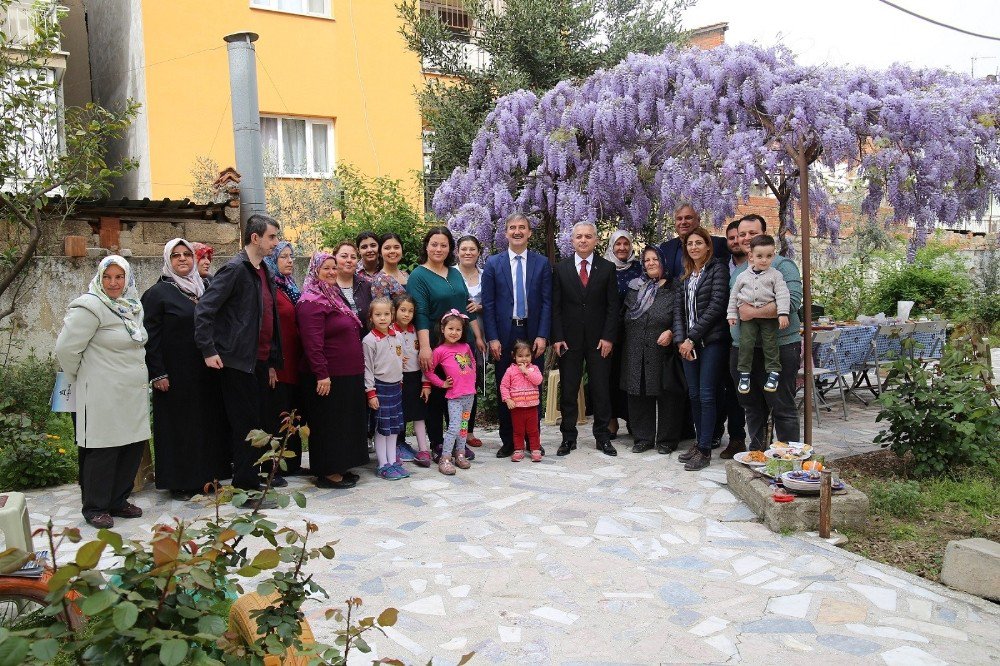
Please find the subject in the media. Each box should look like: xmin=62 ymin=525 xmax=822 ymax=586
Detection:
xmin=20 ymin=403 xmax=999 ymax=665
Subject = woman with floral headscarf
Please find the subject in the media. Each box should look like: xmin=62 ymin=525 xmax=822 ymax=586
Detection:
xmin=604 ymin=229 xmax=642 ymax=439
xmin=55 ymin=255 xmax=150 ymax=529
xmin=296 ymin=251 xmax=369 ymax=489
xmin=141 ymin=239 xmax=230 ymax=501
xmin=262 ymin=241 xmax=304 ymax=476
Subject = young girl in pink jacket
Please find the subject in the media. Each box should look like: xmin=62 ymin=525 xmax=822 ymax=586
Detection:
xmin=499 ymin=340 xmax=544 ymax=462
xmin=424 ymin=310 xmax=477 ymax=475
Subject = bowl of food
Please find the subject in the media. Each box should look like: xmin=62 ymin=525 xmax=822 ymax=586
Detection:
xmin=734 ymin=450 xmax=768 ymax=467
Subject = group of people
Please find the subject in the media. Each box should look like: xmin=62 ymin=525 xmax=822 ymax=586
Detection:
xmin=54 ymin=206 xmax=803 ymax=529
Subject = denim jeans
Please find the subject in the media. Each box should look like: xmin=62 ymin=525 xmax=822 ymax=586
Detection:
xmin=682 ymin=341 xmax=727 ymax=453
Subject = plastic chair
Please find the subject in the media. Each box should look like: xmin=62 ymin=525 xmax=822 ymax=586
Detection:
xmin=856 ymin=322 xmax=915 ymax=396
xmin=799 ymin=329 xmax=849 ymax=423
xmin=0 ymin=493 xmax=33 ymax=554
xmin=543 ymin=369 xmax=588 ymax=426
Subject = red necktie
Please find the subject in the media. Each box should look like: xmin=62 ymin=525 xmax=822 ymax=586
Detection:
xmin=579 ymin=259 xmax=589 ymax=288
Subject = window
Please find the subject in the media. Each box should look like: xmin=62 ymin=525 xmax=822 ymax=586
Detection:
xmin=260 ymin=116 xmax=334 ymax=177
xmin=249 ymin=0 xmax=330 ymax=18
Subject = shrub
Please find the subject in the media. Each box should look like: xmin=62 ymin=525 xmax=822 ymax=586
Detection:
xmin=868 ymin=243 xmax=971 ymax=318
xmin=812 ymin=261 xmax=870 ymax=321
xmin=0 ymin=352 xmax=59 ymax=429
xmin=868 ymin=480 xmax=922 ymax=519
xmin=874 ymin=335 xmax=1000 ymax=476
xmin=0 ymin=431 xmax=77 ymax=491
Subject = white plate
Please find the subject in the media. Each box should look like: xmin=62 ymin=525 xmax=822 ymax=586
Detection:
xmin=765 ymin=448 xmax=813 ymax=461
xmin=734 ymin=452 xmax=767 ymax=467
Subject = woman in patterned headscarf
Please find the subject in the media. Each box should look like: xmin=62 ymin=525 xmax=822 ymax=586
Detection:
xmin=295 ymin=251 xmax=369 ymax=489
xmin=192 ymin=242 xmax=214 ymax=280
xmin=262 ymin=241 xmax=304 ymax=476
xmin=604 ymin=229 xmax=642 ymax=440
xmin=55 ymin=255 xmax=150 ymax=529
xmin=141 ymin=239 xmax=230 ymax=501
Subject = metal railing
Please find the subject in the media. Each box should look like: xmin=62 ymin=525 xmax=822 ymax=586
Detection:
xmin=0 ymin=1 xmax=63 ymax=49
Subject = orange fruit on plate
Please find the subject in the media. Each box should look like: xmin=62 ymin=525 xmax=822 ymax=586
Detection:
xmin=802 ymin=461 xmax=823 ymax=471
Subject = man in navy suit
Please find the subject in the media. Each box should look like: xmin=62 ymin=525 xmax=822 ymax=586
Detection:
xmin=551 ymin=221 xmax=620 ymax=457
xmin=658 ymin=204 xmax=730 ymax=279
xmin=481 ymin=213 xmax=553 ymax=458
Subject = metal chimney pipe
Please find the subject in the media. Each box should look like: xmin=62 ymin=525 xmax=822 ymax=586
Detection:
xmin=224 ymin=31 xmax=266 ymax=224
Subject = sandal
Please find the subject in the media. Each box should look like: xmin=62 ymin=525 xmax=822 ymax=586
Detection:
xmin=438 ymin=457 xmax=456 ymax=475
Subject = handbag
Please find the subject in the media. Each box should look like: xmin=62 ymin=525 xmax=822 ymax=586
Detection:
xmin=50 ymin=371 xmax=76 ymax=412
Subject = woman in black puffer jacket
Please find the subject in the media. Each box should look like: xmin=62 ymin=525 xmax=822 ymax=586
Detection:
xmin=673 ymin=227 xmax=730 ymax=471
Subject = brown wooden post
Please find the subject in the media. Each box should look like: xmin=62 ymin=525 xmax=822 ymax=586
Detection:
xmin=818 ymin=469 xmax=832 ymax=538
xmin=795 ymin=149 xmax=814 ymax=447
xmin=99 ymin=216 xmax=121 ymax=252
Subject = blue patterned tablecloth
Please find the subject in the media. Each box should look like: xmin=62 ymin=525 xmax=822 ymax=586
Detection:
xmin=812 ymin=324 xmax=945 ymax=379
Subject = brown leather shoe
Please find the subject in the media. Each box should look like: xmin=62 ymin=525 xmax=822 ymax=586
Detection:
xmin=111 ymin=502 xmax=143 ymax=519
xmin=86 ymin=513 xmax=114 ymax=529
xmin=677 ymin=445 xmax=699 ymax=463
xmin=719 ymin=439 xmax=746 ymax=460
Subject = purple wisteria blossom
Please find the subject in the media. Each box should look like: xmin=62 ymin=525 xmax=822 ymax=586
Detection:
xmin=433 ymin=44 xmax=1000 ymax=259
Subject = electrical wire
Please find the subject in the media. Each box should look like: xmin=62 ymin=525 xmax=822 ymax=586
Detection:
xmin=348 ymin=0 xmax=382 ymax=175
xmin=874 ymin=0 xmax=1000 ymax=42
xmin=63 ymin=44 xmax=228 ymax=92
xmin=256 ymin=52 xmax=291 ymax=113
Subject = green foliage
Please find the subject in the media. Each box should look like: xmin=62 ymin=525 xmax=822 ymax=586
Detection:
xmin=0 ymin=352 xmax=59 ymax=428
xmin=0 ymin=425 xmax=76 ymax=492
xmin=397 ymin=0 xmax=691 ymax=183
xmin=812 ymin=261 xmax=870 ymax=321
xmin=964 ymin=236 xmax=1000 ymax=334
xmin=0 ymin=412 xmax=407 ymax=665
xmin=317 ymin=164 xmax=430 ymax=272
xmin=868 ymin=480 xmax=922 ymax=519
xmin=875 ymin=335 xmax=1000 ymax=477
xmin=868 ymin=241 xmax=971 ymax=318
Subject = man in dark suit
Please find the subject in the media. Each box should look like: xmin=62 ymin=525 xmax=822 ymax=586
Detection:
xmin=551 ymin=221 xmax=620 ymax=456
xmin=659 ymin=204 xmax=730 ymax=279
xmin=482 ymin=213 xmax=553 ymax=458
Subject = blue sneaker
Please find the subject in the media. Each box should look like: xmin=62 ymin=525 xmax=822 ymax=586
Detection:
xmin=391 ymin=462 xmax=411 ymax=478
xmin=396 ymin=442 xmax=417 ymax=461
xmin=377 ymin=464 xmax=403 ymax=480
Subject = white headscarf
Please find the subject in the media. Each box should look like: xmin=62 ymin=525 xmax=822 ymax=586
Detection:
xmin=604 ymin=229 xmax=638 ymax=270
xmin=87 ymin=255 xmax=145 ymax=342
xmin=161 ymin=238 xmax=205 ymax=299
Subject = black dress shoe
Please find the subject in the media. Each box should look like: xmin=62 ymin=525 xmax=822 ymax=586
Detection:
xmin=315 ymin=476 xmax=357 ymax=489
xmin=541 ymin=446 xmax=546 ymax=456
xmin=631 ymin=442 xmax=654 ymax=453
xmin=496 ymin=444 xmax=514 ymax=458
xmin=598 ymin=441 xmax=618 ymax=456
xmin=170 ymin=490 xmax=196 ymax=501
xmin=656 ymin=441 xmax=678 ymax=454
xmin=556 ymin=441 xmax=576 ymax=456
xmin=344 ymin=471 xmax=360 ymax=482
xmin=271 ymin=476 xmax=288 ymax=488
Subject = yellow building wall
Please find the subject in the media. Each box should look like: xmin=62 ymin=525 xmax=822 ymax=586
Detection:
xmin=140 ymin=0 xmax=424 ymax=201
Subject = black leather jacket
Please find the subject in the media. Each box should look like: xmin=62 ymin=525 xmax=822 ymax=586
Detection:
xmin=194 ymin=249 xmax=283 ymax=373
xmin=673 ymin=258 xmax=730 ymax=347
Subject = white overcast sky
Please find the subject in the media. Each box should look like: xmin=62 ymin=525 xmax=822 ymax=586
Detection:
xmin=682 ymin=0 xmax=1000 ymax=76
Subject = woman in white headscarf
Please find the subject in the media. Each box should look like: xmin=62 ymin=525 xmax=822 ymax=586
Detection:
xmin=603 ymin=229 xmax=643 ymax=439
xmin=55 ymin=255 xmax=150 ymax=529
xmin=141 ymin=239 xmax=231 ymax=502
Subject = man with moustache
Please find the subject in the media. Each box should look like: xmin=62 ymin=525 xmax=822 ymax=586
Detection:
xmin=552 ymin=221 xmax=620 ymax=457
xmin=481 ymin=213 xmax=553 ymax=458
xmin=658 ymin=204 xmax=730 ymax=280
xmin=716 ymin=219 xmax=749 ymax=459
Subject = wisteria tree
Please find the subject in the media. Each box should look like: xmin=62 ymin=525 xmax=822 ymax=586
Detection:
xmin=433 ymin=44 xmax=1000 ymax=261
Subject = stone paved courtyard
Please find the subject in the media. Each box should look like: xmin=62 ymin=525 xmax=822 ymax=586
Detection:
xmin=20 ymin=401 xmax=1000 ymax=665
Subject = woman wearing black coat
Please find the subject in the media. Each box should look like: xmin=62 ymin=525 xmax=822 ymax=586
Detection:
xmin=673 ymin=227 xmax=730 ymax=471
xmin=142 ymin=238 xmax=230 ymax=500
xmin=621 ymin=246 xmax=687 ymax=455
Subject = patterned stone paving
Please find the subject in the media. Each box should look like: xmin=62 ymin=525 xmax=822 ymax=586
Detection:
xmin=20 ymin=404 xmax=999 ymax=665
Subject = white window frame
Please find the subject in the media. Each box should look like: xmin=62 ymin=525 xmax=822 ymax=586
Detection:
xmin=260 ymin=115 xmax=335 ymax=179
xmin=249 ymin=0 xmax=332 ymax=19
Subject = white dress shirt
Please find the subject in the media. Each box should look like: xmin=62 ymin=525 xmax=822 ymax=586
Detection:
xmin=508 ymin=248 xmax=529 ymax=317
xmin=574 ymin=252 xmax=595 ymax=275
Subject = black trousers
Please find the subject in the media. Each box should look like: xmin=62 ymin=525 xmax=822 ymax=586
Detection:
xmin=558 ymin=345 xmax=611 ymax=442
xmin=714 ymin=357 xmax=747 ymax=443
xmin=729 ymin=342 xmax=801 ymax=451
xmin=220 ymin=363 xmax=268 ymax=491
xmin=263 ymin=381 xmax=302 ymax=474
xmin=628 ymin=391 xmax=685 ymax=449
xmin=79 ymin=441 xmax=144 ymax=519
xmin=495 ymin=324 xmax=544 ymax=449
xmin=425 ymin=384 xmax=448 ymax=448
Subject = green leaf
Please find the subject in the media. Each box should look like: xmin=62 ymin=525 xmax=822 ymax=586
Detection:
xmin=251 ymin=548 xmax=280 ymax=570
xmin=354 ymin=637 xmax=370 ymax=653
xmin=47 ymin=563 xmax=80 ymax=591
xmin=29 ymin=638 xmax=59 ymax=661
xmin=292 ymin=491 xmax=306 ymax=508
xmin=75 ymin=540 xmax=107 ymax=570
xmin=98 ymin=528 xmax=124 ymax=551
xmin=0 ymin=636 xmax=31 ymax=666
xmin=236 ymin=565 xmax=260 ymax=577
xmin=197 ymin=614 xmax=226 ymax=636
xmin=159 ymin=638 xmax=189 ymax=666
xmin=80 ymin=588 xmax=117 ymax=615
xmin=113 ymin=601 xmax=139 ymax=630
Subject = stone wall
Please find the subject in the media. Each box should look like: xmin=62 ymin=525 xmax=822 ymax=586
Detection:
xmin=1 ymin=254 xmax=310 ymax=363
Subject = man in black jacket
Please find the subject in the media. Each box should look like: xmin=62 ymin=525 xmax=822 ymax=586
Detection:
xmin=552 ymin=221 xmax=620 ymax=457
xmin=659 ymin=204 xmax=730 ymax=279
xmin=195 ymin=214 xmax=283 ymax=497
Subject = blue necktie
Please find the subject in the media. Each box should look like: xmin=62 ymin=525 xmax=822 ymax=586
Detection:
xmin=514 ymin=255 xmax=526 ymax=319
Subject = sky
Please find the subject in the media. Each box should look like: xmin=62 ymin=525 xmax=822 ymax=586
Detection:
xmin=682 ymin=0 xmax=1000 ymax=76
